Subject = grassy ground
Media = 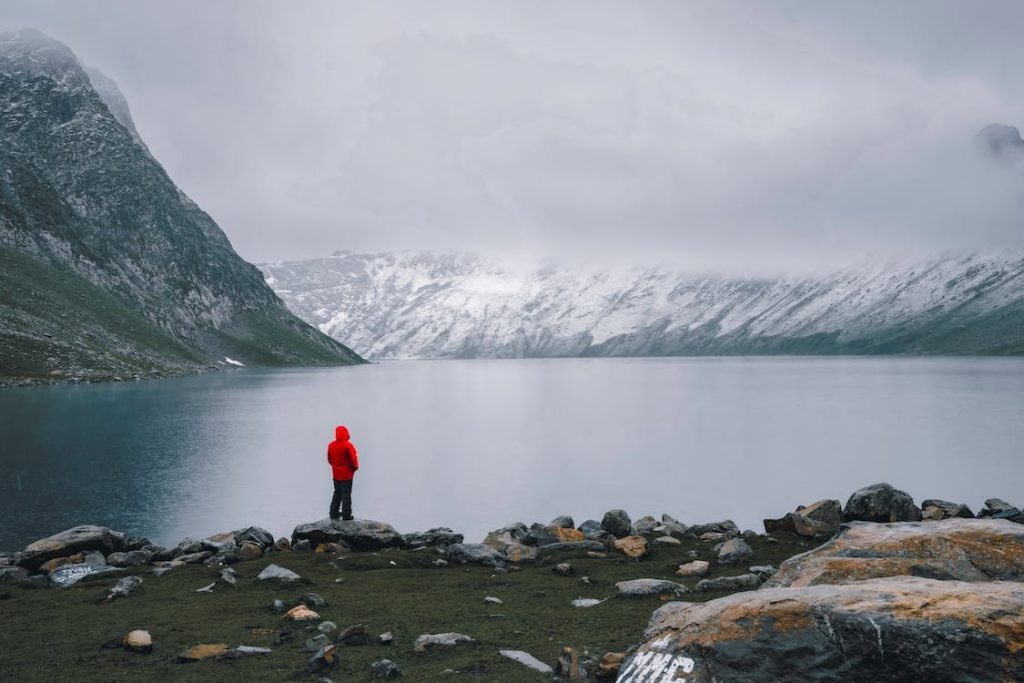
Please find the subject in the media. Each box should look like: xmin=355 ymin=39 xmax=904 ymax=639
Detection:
xmin=0 ymin=534 xmax=809 ymax=681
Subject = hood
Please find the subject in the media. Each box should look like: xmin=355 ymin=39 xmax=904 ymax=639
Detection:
xmin=335 ymin=425 xmax=350 ymax=441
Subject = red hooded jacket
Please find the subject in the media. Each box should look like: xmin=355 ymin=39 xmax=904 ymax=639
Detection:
xmin=327 ymin=425 xmax=359 ymax=481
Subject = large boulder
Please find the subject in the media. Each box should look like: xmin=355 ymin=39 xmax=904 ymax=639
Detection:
xmin=444 ymin=543 xmax=506 ymax=568
xmin=291 ymin=519 xmax=404 ymax=551
xmin=766 ymin=518 xmax=1024 ymax=588
xmin=233 ymin=527 xmax=275 ymax=551
xmin=18 ymin=525 xmax=129 ymax=569
xmin=764 ymin=499 xmax=843 ymax=540
xmin=715 ymin=538 xmax=754 ymax=566
xmin=601 ymin=509 xmax=633 ymax=538
xmin=618 ymin=577 xmax=1024 ymax=682
xmin=843 ymin=483 xmax=921 ymax=523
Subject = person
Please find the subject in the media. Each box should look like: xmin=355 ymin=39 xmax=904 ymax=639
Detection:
xmin=327 ymin=425 xmax=359 ymax=521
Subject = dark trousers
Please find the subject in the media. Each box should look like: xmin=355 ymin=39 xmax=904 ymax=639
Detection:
xmin=330 ymin=478 xmax=353 ymax=520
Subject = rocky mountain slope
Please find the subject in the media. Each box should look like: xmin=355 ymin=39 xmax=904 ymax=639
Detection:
xmin=0 ymin=29 xmax=362 ymax=381
xmin=260 ymin=250 xmax=1024 ymax=359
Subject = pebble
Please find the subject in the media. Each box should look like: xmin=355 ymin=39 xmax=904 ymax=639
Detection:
xmin=499 ymin=649 xmax=553 ymax=673
xmin=122 ymin=629 xmax=152 ymax=653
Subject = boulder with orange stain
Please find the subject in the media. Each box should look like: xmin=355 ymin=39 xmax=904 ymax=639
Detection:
xmin=613 ymin=535 xmax=649 ymax=559
xmin=619 ymin=576 xmax=1024 ymax=682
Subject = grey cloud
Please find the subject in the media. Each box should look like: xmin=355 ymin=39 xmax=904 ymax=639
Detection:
xmin=1 ymin=1 xmax=1022 ymax=272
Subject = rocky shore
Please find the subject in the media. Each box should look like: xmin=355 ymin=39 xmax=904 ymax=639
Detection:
xmin=1 ymin=483 xmax=1022 ymax=681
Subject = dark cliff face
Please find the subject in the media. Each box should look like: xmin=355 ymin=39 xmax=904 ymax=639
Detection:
xmin=0 ymin=28 xmax=363 ymax=380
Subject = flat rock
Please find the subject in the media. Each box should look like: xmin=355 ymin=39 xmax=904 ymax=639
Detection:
xmin=257 ymin=564 xmax=301 ymax=581
xmin=499 ymin=649 xmax=553 ymax=674
xmin=371 ymin=658 xmax=402 ymax=678
xmin=615 ymin=579 xmax=688 ymax=598
xmin=654 ymin=535 xmax=681 ymax=546
xmin=537 ymin=540 xmax=607 ymax=555
xmin=48 ymin=563 xmax=122 ymax=588
xmin=179 ymin=643 xmax=229 ymax=662
xmin=122 ymin=629 xmax=152 ymax=653
xmin=920 ymin=498 xmax=975 ymax=519
xmin=844 ymin=482 xmax=922 ymax=523
xmin=292 ymin=518 xmax=404 ymax=551
xmin=619 ymin=576 xmax=1024 ymax=682
xmin=106 ymin=549 xmax=154 ymax=568
xmin=444 ymin=543 xmax=506 ymax=568
xmin=285 ymin=605 xmax=321 ymax=622
xmin=402 ymin=527 xmax=463 ymax=549
xmin=19 ymin=525 xmax=129 ymax=569
xmin=685 ymin=520 xmax=739 ymax=539
xmin=675 ymin=560 xmax=710 ymax=578
xmin=571 ymin=597 xmax=604 ymax=608
xmin=767 ymin=518 xmax=1024 ymax=588
xmin=694 ymin=574 xmax=762 ymax=592
xmin=413 ymin=632 xmax=474 ymax=652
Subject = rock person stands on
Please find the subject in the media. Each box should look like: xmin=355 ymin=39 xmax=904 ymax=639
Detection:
xmin=328 ymin=425 xmax=359 ymax=520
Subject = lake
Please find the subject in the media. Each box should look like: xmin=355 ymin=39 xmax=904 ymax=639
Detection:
xmin=1 ymin=357 xmax=1022 ymax=552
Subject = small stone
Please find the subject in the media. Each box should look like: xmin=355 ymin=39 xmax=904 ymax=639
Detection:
xmin=572 ymin=598 xmax=603 ymax=608
xmin=105 ymin=575 xmax=143 ymax=601
xmin=285 ymin=605 xmax=321 ymax=622
xmin=500 ymin=649 xmax=554 ymax=674
xmin=484 ymin=595 xmax=503 ymax=604
xmin=634 ymin=515 xmax=660 ymax=534
xmin=699 ymin=532 xmax=729 ymax=542
xmin=179 ymin=643 xmax=229 ymax=662
xmin=749 ymin=564 xmax=777 ymax=579
xmin=653 ymin=536 xmax=681 ymax=546
xmin=555 ymin=646 xmax=585 ymax=679
xmin=308 ymin=644 xmax=342 ymax=672
xmin=306 ymin=633 xmax=331 ymax=652
xmin=597 ymin=652 xmax=625 ymax=678
xmin=220 ymin=567 xmax=237 ymax=585
xmin=238 ymin=542 xmax=263 ymax=561
xmin=272 ymin=599 xmax=286 ymax=613
xmin=318 ymin=621 xmax=338 ymax=635
xmin=676 ymin=560 xmax=710 ymax=577
xmin=257 ymin=564 xmax=300 ymax=581
xmin=379 ymin=631 xmax=394 ymax=645
xmin=432 ymin=559 xmax=448 ymax=568
xmin=274 ymin=537 xmax=291 ymax=552
xmin=554 ymin=562 xmax=575 ymax=576
xmin=292 ymin=539 xmax=313 ymax=552
xmin=152 ymin=566 xmax=173 ymax=577
xmin=231 ymin=645 xmax=271 ymax=656
xmin=337 ymin=623 xmax=372 ymax=645
xmin=695 ymin=573 xmax=763 ymax=592
xmin=413 ymin=632 xmax=474 ymax=652
xmin=371 ymin=658 xmax=403 ymax=678
xmin=122 ymin=629 xmax=152 ymax=653
xmin=301 ymin=592 xmax=327 ymax=608
xmin=615 ymin=579 xmax=688 ymax=598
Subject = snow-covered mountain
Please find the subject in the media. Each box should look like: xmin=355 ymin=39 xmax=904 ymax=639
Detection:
xmin=260 ymin=251 xmax=1024 ymax=359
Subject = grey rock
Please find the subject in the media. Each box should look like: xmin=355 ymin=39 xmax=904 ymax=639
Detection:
xmin=695 ymin=573 xmax=762 ymax=592
xmin=301 ymin=592 xmax=327 ymax=608
xmin=537 ymin=540 xmax=607 ymax=555
xmin=716 ymin=538 xmax=754 ymax=566
xmin=257 ymin=564 xmax=301 ymax=581
xmin=499 ymin=649 xmax=554 ymax=674
xmin=292 ymin=518 xmax=404 ymax=551
xmin=577 ymin=519 xmax=603 ymax=536
xmin=402 ymin=528 xmax=463 ymax=549
xmin=844 ymin=483 xmax=922 ymax=523
xmin=601 ymin=509 xmax=633 ymax=538
xmin=634 ymin=516 xmax=659 ymax=534
xmin=379 ymin=631 xmax=393 ymax=644
xmin=204 ymin=541 xmax=241 ymax=566
xmin=685 ymin=520 xmax=739 ymax=539
xmin=444 ymin=543 xmax=506 ymax=568
xmin=219 ymin=567 xmax=237 ymax=585
xmin=233 ymin=526 xmax=275 ymax=551
xmin=105 ymin=549 xmax=154 ymax=568
xmin=319 ymin=621 xmax=338 ymax=635
xmin=549 ymin=515 xmax=575 ymax=529
xmin=308 ymin=644 xmax=342 ymax=672
xmin=306 ymin=633 xmax=331 ymax=652
xmin=493 ymin=523 xmax=530 ymax=542
xmin=615 ymin=579 xmax=688 ymax=598
xmin=572 ymin=597 xmax=604 ymax=608
xmin=105 ymin=575 xmax=142 ymax=601
xmin=921 ymin=499 xmax=975 ymax=519
xmin=292 ymin=539 xmax=313 ymax=552
xmin=48 ymin=563 xmax=122 ymax=588
xmin=371 ymin=658 xmax=403 ymax=678
xmin=174 ymin=551 xmax=213 ymax=565
xmin=749 ymin=565 xmax=777 ymax=579
xmin=413 ymin=632 xmax=475 ymax=652
xmin=272 ymin=599 xmax=286 ymax=613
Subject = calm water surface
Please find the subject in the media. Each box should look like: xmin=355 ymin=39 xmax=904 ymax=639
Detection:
xmin=1 ymin=357 xmax=1022 ymax=551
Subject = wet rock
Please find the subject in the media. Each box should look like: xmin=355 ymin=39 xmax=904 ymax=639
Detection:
xmin=371 ymin=658 xmax=403 ymax=678
xmin=601 ymin=509 xmax=633 ymax=538
xmin=179 ymin=643 xmax=229 ymax=662
xmin=716 ymin=538 xmax=753 ymax=566
xmin=675 ymin=560 xmax=710 ymax=578
xmin=551 ymin=526 xmax=585 ymax=543
xmin=597 ymin=652 xmax=625 ymax=679
xmin=555 ymin=646 xmax=585 ymax=679
xmin=104 ymin=575 xmax=142 ymax=601
xmin=402 ymin=528 xmax=463 ymax=549
xmin=550 ymin=515 xmax=575 ymax=529
xmin=694 ymin=573 xmax=762 ymax=592
xmin=620 ymin=576 xmax=1024 ymax=682
xmin=921 ymin=499 xmax=975 ymax=519
xmin=292 ymin=518 xmax=404 ymax=551
xmin=444 ymin=543 xmax=506 ymax=568
xmin=844 ymin=482 xmax=922 ymax=523
xmin=634 ymin=516 xmax=659 ymax=534
xmin=767 ymin=518 xmax=1024 ymax=587
xmin=285 ymin=605 xmax=321 ymax=622
xmin=105 ymin=549 xmax=154 ymax=568
xmin=615 ymin=579 xmax=688 ymax=599
xmin=500 ymin=649 xmax=553 ymax=674
xmin=272 ymin=599 xmax=286 ymax=613
xmin=613 ymin=535 xmax=649 ymax=559
xmin=413 ymin=632 xmax=474 ymax=652
xmin=122 ymin=629 xmax=152 ymax=653
xmin=308 ymin=644 xmax=342 ymax=672
xmin=685 ymin=520 xmax=739 ymax=539
xmin=18 ymin=525 xmax=129 ymax=569
xmin=257 ymin=564 xmax=301 ymax=581
xmin=981 ymin=497 xmax=1017 ymax=514
xmin=234 ymin=526 xmax=274 ymax=550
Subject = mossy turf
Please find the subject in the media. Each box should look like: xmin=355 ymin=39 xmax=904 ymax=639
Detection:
xmin=0 ymin=534 xmax=809 ymax=681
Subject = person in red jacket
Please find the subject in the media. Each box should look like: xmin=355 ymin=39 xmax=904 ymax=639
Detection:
xmin=327 ymin=425 xmax=359 ymax=521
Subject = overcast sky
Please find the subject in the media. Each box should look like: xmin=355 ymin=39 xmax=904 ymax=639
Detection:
xmin=2 ymin=1 xmax=1024 ymax=272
